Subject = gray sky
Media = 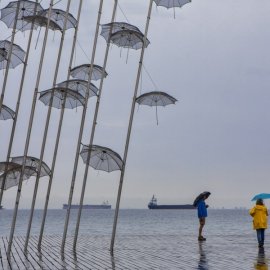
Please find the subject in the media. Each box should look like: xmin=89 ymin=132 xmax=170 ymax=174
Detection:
xmin=0 ymin=0 xmax=270 ymax=209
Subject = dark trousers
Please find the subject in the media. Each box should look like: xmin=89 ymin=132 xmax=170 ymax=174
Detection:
xmin=256 ymin=229 xmax=265 ymax=246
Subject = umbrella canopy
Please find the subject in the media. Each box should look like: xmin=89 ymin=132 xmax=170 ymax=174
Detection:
xmin=136 ymin=91 xmax=177 ymax=106
xmin=44 ymin=8 xmax=77 ymax=30
xmin=39 ymin=87 xmax=86 ymax=109
xmin=251 ymin=193 xmax=270 ymax=201
xmin=70 ymin=64 xmax=108 ymax=81
xmin=57 ymin=80 xmax=98 ymax=98
xmin=0 ymin=40 xmax=25 ymax=69
xmin=22 ymin=14 xmax=62 ymax=31
xmin=136 ymin=91 xmax=177 ymax=124
xmin=0 ymin=0 xmax=43 ymax=31
xmin=80 ymin=145 xmax=123 ymax=172
xmin=0 ymin=166 xmax=37 ymax=190
xmin=23 ymin=8 xmax=77 ymax=31
xmin=100 ymin=22 xmax=142 ymax=43
xmin=0 ymin=162 xmax=21 ymax=173
xmin=193 ymin=191 xmax=211 ymax=207
xmin=153 ymin=0 xmax=191 ymax=8
xmin=11 ymin=156 xmax=51 ymax=177
xmin=110 ymin=30 xmax=150 ymax=50
xmin=0 ymin=104 xmax=15 ymax=120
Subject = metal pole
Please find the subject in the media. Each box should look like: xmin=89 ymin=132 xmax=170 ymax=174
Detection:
xmin=38 ymin=0 xmax=83 ymax=250
xmin=24 ymin=0 xmax=72 ymax=253
xmin=0 ymin=0 xmax=39 ymax=208
xmin=0 ymin=1 xmax=20 ymax=111
xmin=73 ymin=0 xmax=118 ymax=251
xmin=61 ymin=0 xmax=104 ymax=253
xmin=7 ymin=0 xmax=54 ymax=256
xmin=110 ymin=0 xmax=154 ymax=254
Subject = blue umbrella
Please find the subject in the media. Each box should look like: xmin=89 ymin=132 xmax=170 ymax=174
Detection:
xmin=251 ymin=193 xmax=270 ymax=201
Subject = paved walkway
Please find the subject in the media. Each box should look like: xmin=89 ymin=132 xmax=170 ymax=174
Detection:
xmin=0 ymin=234 xmax=269 ymax=269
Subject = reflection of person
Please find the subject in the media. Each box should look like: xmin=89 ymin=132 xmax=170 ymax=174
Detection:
xmin=254 ymin=248 xmax=268 ymax=270
xmin=198 ymin=242 xmax=208 ymax=270
xmin=250 ymin=199 xmax=268 ymax=248
xmin=197 ymin=195 xmax=209 ymax=241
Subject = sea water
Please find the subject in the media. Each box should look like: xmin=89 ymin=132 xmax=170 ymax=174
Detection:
xmin=1 ymin=209 xmax=268 ymax=269
xmin=0 ymin=209 xmax=253 ymax=238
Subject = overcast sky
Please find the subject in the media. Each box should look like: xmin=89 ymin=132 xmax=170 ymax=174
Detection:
xmin=0 ymin=0 xmax=270 ymax=209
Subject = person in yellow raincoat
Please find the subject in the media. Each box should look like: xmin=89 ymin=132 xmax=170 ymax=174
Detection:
xmin=250 ymin=199 xmax=268 ymax=248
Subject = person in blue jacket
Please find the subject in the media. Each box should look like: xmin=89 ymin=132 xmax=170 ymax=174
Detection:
xmin=197 ymin=195 xmax=209 ymax=241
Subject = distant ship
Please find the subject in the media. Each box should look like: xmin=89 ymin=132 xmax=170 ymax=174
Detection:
xmin=63 ymin=201 xmax=111 ymax=210
xmin=148 ymin=195 xmax=195 ymax=210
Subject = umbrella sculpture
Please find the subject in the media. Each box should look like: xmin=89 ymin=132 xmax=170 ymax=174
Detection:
xmin=11 ymin=156 xmax=51 ymax=177
xmin=0 ymin=166 xmax=37 ymax=190
xmin=23 ymin=13 xmax=62 ymax=31
xmin=0 ymin=104 xmax=15 ymax=120
xmin=23 ymin=8 xmax=77 ymax=31
xmin=100 ymin=22 xmax=142 ymax=43
xmin=136 ymin=91 xmax=177 ymax=125
xmin=154 ymin=0 xmax=191 ymax=18
xmin=80 ymin=145 xmax=123 ymax=172
xmin=39 ymin=87 xmax=86 ymax=109
xmin=23 ymin=2 xmax=79 ymax=253
xmin=61 ymin=0 xmax=107 ymax=252
xmin=193 ymin=191 xmax=211 ymax=207
xmin=69 ymin=0 xmax=120 ymax=251
xmin=0 ymin=40 xmax=25 ymax=69
xmin=57 ymin=79 xmax=99 ymax=98
xmin=0 ymin=162 xmax=34 ymax=202
xmin=37 ymin=0 xmax=85 ymax=250
xmin=70 ymin=64 xmax=108 ymax=81
xmin=252 ymin=194 xmax=270 ymax=201
xmin=154 ymin=0 xmax=191 ymax=8
xmin=6 ymin=0 xmax=57 ymax=256
xmin=41 ymin=8 xmax=77 ymax=30
xmin=0 ymin=0 xmax=43 ymax=205
xmin=0 ymin=0 xmax=43 ymax=31
xmin=110 ymin=30 xmax=150 ymax=50
xmin=111 ymin=0 xmax=191 ymax=252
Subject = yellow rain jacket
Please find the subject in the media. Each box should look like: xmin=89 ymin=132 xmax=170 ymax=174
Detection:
xmin=249 ymin=205 xmax=268 ymax=230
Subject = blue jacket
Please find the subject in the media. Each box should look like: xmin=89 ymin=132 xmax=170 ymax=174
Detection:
xmin=197 ymin=200 xmax=207 ymax=218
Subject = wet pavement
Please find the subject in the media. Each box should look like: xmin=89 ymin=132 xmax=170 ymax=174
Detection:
xmin=0 ymin=233 xmax=269 ymax=269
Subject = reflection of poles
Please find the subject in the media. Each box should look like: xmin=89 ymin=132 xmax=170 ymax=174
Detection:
xmin=61 ymin=0 xmax=104 ymax=253
xmin=72 ymin=0 xmax=118 ymax=251
xmin=24 ymin=0 xmax=72 ymax=253
xmin=7 ymin=1 xmax=54 ymax=256
xmin=110 ymin=0 xmax=154 ymax=254
xmin=0 ymin=1 xmax=20 ymax=111
xmin=110 ymin=254 xmax=116 ymax=270
xmin=38 ymin=0 xmax=84 ymax=251
xmin=0 ymin=0 xmax=39 ymax=209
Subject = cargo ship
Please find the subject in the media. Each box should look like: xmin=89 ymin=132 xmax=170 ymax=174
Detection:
xmin=148 ymin=195 xmax=195 ymax=210
xmin=63 ymin=201 xmax=111 ymax=210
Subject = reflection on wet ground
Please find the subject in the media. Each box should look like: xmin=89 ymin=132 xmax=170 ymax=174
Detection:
xmin=254 ymin=248 xmax=268 ymax=270
xmin=0 ymin=234 xmax=269 ymax=269
xmin=198 ymin=242 xmax=209 ymax=269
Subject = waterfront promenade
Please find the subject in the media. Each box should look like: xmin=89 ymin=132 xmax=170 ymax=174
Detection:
xmin=0 ymin=233 xmax=268 ymax=269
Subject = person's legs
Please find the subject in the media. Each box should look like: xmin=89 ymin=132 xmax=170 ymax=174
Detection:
xmin=198 ymin=218 xmax=206 ymax=240
xmin=256 ymin=229 xmax=264 ymax=247
xmin=261 ymin=229 xmax=265 ymax=246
